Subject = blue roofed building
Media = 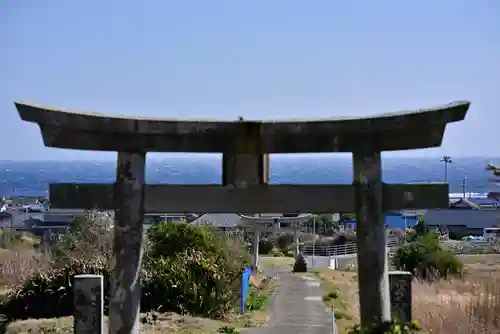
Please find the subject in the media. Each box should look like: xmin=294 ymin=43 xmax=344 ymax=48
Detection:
xmin=462 ymin=197 xmax=500 ymax=208
xmin=423 ymin=197 xmax=500 ymax=235
xmin=341 ymin=212 xmax=420 ymax=230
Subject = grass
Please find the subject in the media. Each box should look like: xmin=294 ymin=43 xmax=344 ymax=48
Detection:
xmin=6 ymin=314 xmax=226 ymax=333
xmin=309 ymin=254 xmax=500 ymax=334
xmin=308 ymin=269 xmax=358 ymax=333
xmin=258 ymin=256 xmax=295 ymax=270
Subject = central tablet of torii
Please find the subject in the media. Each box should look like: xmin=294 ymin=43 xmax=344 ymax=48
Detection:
xmin=15 ymin=100 xmax=469 ymax=333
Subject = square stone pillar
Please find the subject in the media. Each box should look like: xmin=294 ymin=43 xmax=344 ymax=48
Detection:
xmin=389 ymin=271 xmax=412 ymax=323
xmin=73 ymin=274 xmax=104 ymax=334
xmin=293 ymin=223 xmax=300 ymax=257
xmin=353 ymin=149 xmax=391 ymax=327
xmin=252 ymin=225 xmax=260 ymax=268
xmin=109 ymin=152 xmax=146 ymax=334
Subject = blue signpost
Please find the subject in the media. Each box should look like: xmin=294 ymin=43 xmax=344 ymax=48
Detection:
xmin=240 ymin=267 xmax=253 ymax=314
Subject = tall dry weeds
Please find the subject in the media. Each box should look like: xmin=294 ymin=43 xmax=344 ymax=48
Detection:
xmin=0 ymin=248 xmax=51 ymax=289
xmin=413 ymin=273 xmax=500 ymax=333
xmin=0 ymin=210 xmax=114 ymax=291
xmin=51 ymin=211 xmax=114 ymax=266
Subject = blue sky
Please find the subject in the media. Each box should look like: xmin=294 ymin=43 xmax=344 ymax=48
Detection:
xmin=1 ymin=0 xmax=499 ymax=160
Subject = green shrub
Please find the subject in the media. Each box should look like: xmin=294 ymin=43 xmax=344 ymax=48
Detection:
xmin=147 ymin=222 xmax=224 ymax=259
xmin=392 ymin=234 xmax=463 ymax=280
xmin=322 ymin=291 xmax=339 ymax=303
xmin=272 ymin=251 xmax=284 ymax=257
xmin=218 ymin=326 xmax=239 ymax=333
xmin=142 ymin=248 xmax=243 ymax=318
xmin=258 ymin=238 xmax=274 ymax=255
xmin=276 ymin=233 xmax=294 ymax=251
xmin=292 ymin=254 xmax=307 ymax=273
xmin=348 ymin=320 xmax=423 ymax=333
xmin=422 ymin=248 xmax=464 ymax=278
xmin=244 ymin=286 xmax=269 ymax=311
xmin=144 ymin=223 xmax=250 ymax=317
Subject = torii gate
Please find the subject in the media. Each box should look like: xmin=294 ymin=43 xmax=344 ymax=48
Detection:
xmin=238 ymin=213 xmax=313 ymax=266
xmin=15 ymin=100 xmax=469 ymax=332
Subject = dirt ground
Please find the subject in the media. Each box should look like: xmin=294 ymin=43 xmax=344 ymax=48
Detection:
xmin=258 ymin=256 xmax=294 ymax=270
xmin=6 ymin=311 xmax=269 ymax=334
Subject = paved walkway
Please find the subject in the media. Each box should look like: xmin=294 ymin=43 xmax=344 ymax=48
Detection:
xmin=244 ymin=270 xmax=332 ymax=334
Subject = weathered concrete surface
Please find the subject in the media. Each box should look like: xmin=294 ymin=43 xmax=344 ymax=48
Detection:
xmin=49 ymin=183 xmax=449 ymax=213
xmin=353 ymin=149 xmax=391 ymax=327
xmin=389 ymin=271 xmax=413 ymax=323
xmin=73 ymin=274 xmax=104 ymax=334
xmin=15 ymin=100 xmax=470 ymax=153
xmin=243 ymin=271 xmax=331 ymax=334
xmin=108 ymin=152 xmax=146 ymax=334
xmin=221 ymin=152 xmax=269 ymax=265
xmin=252 ymin=226 xmax=260 ymax=268
xmin=222 ymin=154 xmax=270 ymax=185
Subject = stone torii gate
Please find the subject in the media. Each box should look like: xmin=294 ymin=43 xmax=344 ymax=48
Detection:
xmin=238 ymin=213 xmax=313 ymax=266
xmin=15 ymin=100 xmax=469 ymax=332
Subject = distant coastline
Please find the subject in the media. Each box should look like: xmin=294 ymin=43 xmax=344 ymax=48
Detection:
xmin=0 ymin=156 xmax=499 ymax=197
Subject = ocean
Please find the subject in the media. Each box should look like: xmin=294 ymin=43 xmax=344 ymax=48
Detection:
xmin=0 ymin=156 xmax=498 ymax=197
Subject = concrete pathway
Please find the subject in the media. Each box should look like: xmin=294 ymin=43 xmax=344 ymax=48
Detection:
xmin=244 ymin=270 xmax=332 ymax=334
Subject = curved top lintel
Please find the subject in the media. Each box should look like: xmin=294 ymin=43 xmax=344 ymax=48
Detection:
xmin=15 ymin=100 xmax=469 ymax=126
xmin=14 ymin=100 xmax=470 ymax=153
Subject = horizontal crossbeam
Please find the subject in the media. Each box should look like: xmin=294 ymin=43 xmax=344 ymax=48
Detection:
xmin=49 ymin=183 xmax=448 ymax=213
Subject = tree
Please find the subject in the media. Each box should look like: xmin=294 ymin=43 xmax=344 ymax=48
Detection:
xmin=487 ymin=164 xmax=500 ymax=184
xmin=305 ymin=214 xmax=338 ymax=235
xmin=414 ymin=218 xmax=427 ymax=237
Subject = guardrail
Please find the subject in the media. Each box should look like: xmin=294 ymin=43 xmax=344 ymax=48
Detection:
xmin=442 ymin=240 xmax=500 ymax=255
xmin=299 ymin=236 xmax=401 ymax=257
xmin=300 ymin=238 xmax=500 ymax=257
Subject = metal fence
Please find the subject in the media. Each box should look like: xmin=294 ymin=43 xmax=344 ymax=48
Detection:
xmin=299 ymin=236 xmax=401 ymax=257
xmin=300 ymin=237 xmax=500 ymax=257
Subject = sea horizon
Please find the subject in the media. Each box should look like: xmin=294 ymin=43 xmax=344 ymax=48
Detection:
xmin=0 ymin=156 xmax=499 ymax=197
xmin=2 ymin=154 xmax=500 ymax=162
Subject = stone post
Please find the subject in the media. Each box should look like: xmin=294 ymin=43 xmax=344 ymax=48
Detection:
xmin=389 ymin=271 xmax=412 ymax=323
xmin=252 ymin=225 xmax=260 ymax=268
xmin=108 ymin=152 xmax=146 ymax=334
xmin=353 ymin=149 xmax=391 ymax=327
xmin=73 ymin=274 xmax=104 ymax=334
xmin=273 ymin=218 xmax=279 ymax=238
xmin=293 ymin=223 xmax=300 ymax=257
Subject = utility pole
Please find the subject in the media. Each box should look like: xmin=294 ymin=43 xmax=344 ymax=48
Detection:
xmin=461 ymin=176 xmax=468 ymax=198
xmin=440 ymin=156 xmax=452 ymax=182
